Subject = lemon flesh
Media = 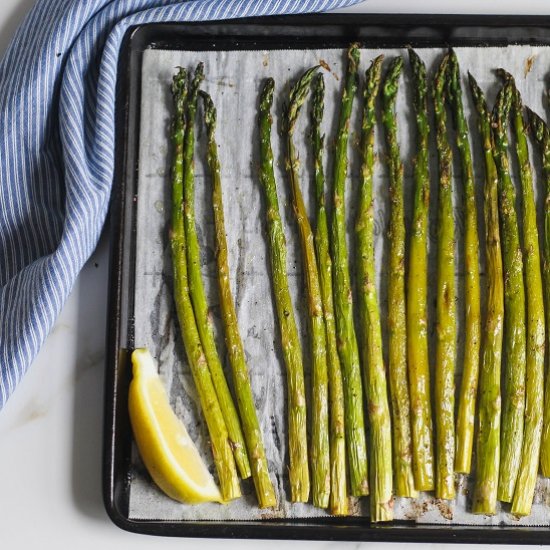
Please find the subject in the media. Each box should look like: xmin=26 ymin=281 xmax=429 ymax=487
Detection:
xmin=128 ymin=348 xmax=222 ymax=504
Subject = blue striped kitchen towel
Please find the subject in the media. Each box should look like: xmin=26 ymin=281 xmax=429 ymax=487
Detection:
xmin=0 ymin=0 xmax=363 ymax=409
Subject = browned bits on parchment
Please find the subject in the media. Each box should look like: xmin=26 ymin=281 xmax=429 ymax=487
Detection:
xmin=524 ymin=54 xmax=536 ymax=78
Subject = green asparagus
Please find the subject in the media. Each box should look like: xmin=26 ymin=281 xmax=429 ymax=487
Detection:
xmin=448 ymin=50 xmax=481 ymax=476
xmin=170 ymin=68 xmax=241 ymax=501
xmin=258 ymin=78 xmax=309 ymax=502
xmin=527 ymin=107 xmax=550 ymax=479
xmin=200 ymin=90 xmax=276 ymax=508
xmin=492 ymin=77 xmax=526 ymax=505
xmin=311 ymin=73 xmax=348 ymax=516
xmin=432 ymin=53 xmax=456 ymax=500
xmin=380 ymin=55 xmax=416 ymax=499
xmin=507 ymin=78 xmax=545 ymax=517
xmin=356 ymin=55 xmax=393 ymax=522
xmin=407 ymin=49 xmax=435 ymax=492
xmin=331 ymin=44 xmax=369 ymax=497
xmin=468 ymin=73 xmax=504 ymax=515
xmin=182 ymin=64 xmax=250 ymax=480
xmin=285 ymin=66 xmax=330 ymax=508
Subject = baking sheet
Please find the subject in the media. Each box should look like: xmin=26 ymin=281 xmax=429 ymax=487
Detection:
xmin=130 ymin=45 xmax=550 ymax=524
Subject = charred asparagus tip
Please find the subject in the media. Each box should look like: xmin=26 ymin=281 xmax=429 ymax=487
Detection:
xmin=287 ymin=65 xmax=320 ymax=134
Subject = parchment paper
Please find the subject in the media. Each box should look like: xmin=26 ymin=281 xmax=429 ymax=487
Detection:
xmin=129 ymin=45 xmax=550 ymax=524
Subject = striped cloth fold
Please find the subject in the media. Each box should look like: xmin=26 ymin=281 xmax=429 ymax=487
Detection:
xmin=0 ymin=0 xmax=363 ymax=409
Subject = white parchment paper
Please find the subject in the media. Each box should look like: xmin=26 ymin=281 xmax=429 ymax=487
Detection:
xmin=129 ymin=45 xmax=550 ymax=524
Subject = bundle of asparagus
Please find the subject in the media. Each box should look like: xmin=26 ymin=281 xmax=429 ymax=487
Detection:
xmin=169 ymin=67 xmax=241 ymax=503
xmin=150 ymin=45 xmax=550 ymax=521
xmin=168 ymin=65 xmax=276 ymax=506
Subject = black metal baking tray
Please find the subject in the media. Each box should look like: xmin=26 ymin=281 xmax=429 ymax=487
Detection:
xmin=103 ymin=13 xmax=550 ymax=542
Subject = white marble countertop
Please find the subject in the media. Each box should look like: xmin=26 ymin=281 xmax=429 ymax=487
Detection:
xmin=2 ymin=1 xmax=550 ymax=548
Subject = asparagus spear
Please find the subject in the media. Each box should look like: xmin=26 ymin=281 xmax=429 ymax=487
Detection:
xmin=447 ymin=51 xmax=481 ymax=475
xmin=200 ymin=90 xmax=276 ymax=508
xmin=469 ymin=73 xmax=504 ymax=516
xmin=527 ymin=107 xmax=550 ymax=478
xmin=467 ymin=74 xmax=503 ymax=514
xmin=285 ymin=66 xmax=330 ymax=508
xmin=182 ymin=64 xmax=250 ymax=480
xmin=406 ymin=49 xmax=435 ymax=492
xmin=331 ymin=44 xmax=369 ymax=497
xmin=507 ymin=79 xmax=545 ymax=517
xmin=258 ymin=78 xmax=309 ymax=502
xmin=490 ymin=77 xmax=527 ymax=504
xmin=311 ymin=74 xmax=348 ymax=516
xmin=356 ymin=55 xmax=393 ymax=522
xmin=468 ymin=74 xmax=505 ymax=514
xmin=380 ymin=55 xmax=416 ymax=499
xmin=432 ymin=54 xmax=456 ymax=500
xmin=170 ymin=68 xmax=240 ymax=501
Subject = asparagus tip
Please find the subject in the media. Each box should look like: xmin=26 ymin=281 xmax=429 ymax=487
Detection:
xmin=433 ymin=53 xmax=450 ymax=97
xmin=312 ymin=72 xmax=325 ymax=126
xmin=372 ymin=53 xmax=385 ymax=66
xmin=199 ymin=90 xmax=216 ymax=129
xmin=188 ymin=62 xmax=205 ymax=106
xmin=348 ymin=43 xmax=361 ymax=69
xmin=407 ymin=48 xmax=423 ymax=67
xmin=260 ymin=78 xmax=275 ymax=113
xmin=287 ymin=65 xmax=321 ymax=132
xmin=495 ymin=67 xmax=513 ymax=82
xmin=172 ymin=67 xmax=187 ymax=95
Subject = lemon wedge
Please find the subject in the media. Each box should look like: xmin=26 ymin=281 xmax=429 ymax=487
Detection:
xmin=128 ymin=348 xmax=222 ymax=504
